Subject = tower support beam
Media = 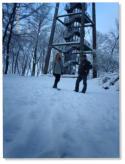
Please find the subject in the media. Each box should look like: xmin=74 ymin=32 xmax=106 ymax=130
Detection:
xmin=80 ymin=3 xmax=85 ymax=61
xmin=44 ymin=3 xmax=59 ymax=74
xmin=92 ymin=3 xmax=97 ymax=78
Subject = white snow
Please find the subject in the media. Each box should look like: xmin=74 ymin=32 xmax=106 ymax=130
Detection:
xmin=3 ymin=74 xmax=119 ymax=158
xmin=96 ymin=72 xmax=119 ymax=91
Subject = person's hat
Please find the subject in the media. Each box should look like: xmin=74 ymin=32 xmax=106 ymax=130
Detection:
xmin=83 ymin=54 xmax=87 ymax=57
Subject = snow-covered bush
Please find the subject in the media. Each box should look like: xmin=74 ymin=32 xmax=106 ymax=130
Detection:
xmin=97 ymin=71 xmax=119 ymax=91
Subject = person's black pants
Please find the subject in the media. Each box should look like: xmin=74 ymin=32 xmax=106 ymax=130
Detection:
xmin=75 ymin=75 xmax=87 ymax=92
xmin=53 ymin=74 xmax=60 ymax=88
xmin=55 ymin=74 xmax=60 ymax=84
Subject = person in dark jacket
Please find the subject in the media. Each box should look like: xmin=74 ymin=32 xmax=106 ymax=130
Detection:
xmin=52 ymin=53 xmax=64 ymax=89
xmin=74 ymin=54 xmax=92 ymax=93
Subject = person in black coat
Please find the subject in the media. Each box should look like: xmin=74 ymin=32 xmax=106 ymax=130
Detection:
xmin=74 ymin=54 xmax=93 ymax=93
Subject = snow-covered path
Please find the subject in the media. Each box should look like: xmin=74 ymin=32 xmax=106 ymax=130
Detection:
xmin=3 ymin=74 xmax=119 ymax=158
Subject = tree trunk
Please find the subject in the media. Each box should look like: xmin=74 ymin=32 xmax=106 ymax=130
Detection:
xmin=42 ymin=49 xmax=45 ymax=73
xmin=14 ymin=59 xmax=17 ymax=74
xmin=14 ymin=51 xmax=19 ymax=74
xmin=37 ymin=64 xmax=39 ymax=77
xmin=26 ymin=58 xmax=32 ymax=76
xmin=31 ymin=19 xmax=41 ymax=76
xmin=31 ymin=46 xmax=37 ymax=76
xmin=22 ymin=64 xmax=26 ymax=76
xmin=5 ymin=55 xmax=9 ymax=74
xmin=22 ymin=56 xmax=28 ymax=76
xmin=12 ymin=52 xmax=15 ymax=74
xmin=32 ymin=62 xmax=36 ymax=76
xmin=44 ymin=3 xmax=59 ymax=74
xmin=4 ymin=3 xmax=17 ymax=74
xmin=3 ymin=3 xmax=17 ymax=43
xmin=22 ymin=63 xmax=26 ymax=76
xmin=37 ymin=55 xmax=42 ymax=77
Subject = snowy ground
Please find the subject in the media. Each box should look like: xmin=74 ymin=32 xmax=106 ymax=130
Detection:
xmin=3 ymin=74 xmax=119 ymax=158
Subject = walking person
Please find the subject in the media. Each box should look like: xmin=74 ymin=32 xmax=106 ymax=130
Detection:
xmin=74 ymin=54 xmax=92 ymax=93
xmin=52 ymin=53 xmax=64 ymax=90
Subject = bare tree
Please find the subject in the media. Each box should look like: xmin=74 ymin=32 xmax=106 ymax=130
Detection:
xmin=3 ymin=3 xmax=17 ymax=74
xmin=23 ymin=3 xmax=52 ymax=76
xmin=3 ymin=3 xmax=16 ymax=43
xmin=2 ymin=3 xmax=52 ymax=75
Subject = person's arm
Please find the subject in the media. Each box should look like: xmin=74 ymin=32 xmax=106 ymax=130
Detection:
xmin=86 ymin=61 xmax=93 ymax=70
xmin=85 ymin=61 xmax=93 ymax=74
xmin=52 ymin=59 xmax=56 ymax=73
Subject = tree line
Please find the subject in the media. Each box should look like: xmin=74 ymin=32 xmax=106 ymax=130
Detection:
xmin=3 ymin=3 xmax=56 ymax=76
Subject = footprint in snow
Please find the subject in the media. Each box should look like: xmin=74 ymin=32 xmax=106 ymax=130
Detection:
xmin=3 ymin=118 xmax=22 ymax=142
xmin=16 ymin=96 xmax=38 ymax=106
xmin=63 ymin=132 xmax=75 ymax=143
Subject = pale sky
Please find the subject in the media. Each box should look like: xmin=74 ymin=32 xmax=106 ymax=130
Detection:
xmin=54 ymin=2 xmax=119 ymax=34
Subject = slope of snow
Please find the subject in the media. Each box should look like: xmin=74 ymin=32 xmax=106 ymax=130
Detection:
xmin=3 ymin=74 xmax=119 ymax=158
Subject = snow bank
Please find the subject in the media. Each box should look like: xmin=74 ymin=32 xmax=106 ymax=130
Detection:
xmin=96 ymin=72 xmax=119 ymax=91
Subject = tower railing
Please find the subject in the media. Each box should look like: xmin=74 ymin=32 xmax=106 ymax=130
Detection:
xmin=63 ymin=27 xmax=80 ymax=39
xmin=65 ymin=3 xmax=87 ymax=11
xmin=64 ymin=14 xmax=82 ymax=24
xmin=65 ymin=45 xmax=73 ymax=52
xmin=64 ymin=13 xmax=91 ymax=25
xmin=65 ymin=3 xmax=77 ymax=11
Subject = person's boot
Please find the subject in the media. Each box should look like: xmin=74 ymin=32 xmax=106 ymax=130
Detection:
xmin=81 ymin=88 xmax=85 ymax=93
xmin=81 ymin=91 xmax=85 ymax=93
xmin=81 ymin=86 xmax=86 ymax=93
xmin=53 ymin=81 xmax=57 ymax=88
